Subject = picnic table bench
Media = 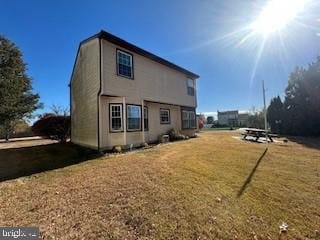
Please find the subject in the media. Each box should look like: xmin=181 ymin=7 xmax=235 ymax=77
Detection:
xmin=241 ymin=128 xmax=278 ymax=142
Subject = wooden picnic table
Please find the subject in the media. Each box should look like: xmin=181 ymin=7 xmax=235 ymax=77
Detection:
xmin=241 ymin=128 xmax=278 ymax=142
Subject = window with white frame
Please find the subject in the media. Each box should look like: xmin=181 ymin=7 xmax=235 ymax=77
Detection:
xmin=186 ymin=79 xmax=195 ymax=96
xmin=182 ymin=109 xmax=196 ymax=129
xmin=182 ymin=111 xmax=189 ymax=129
xmin=160 ymin=109 xmax=170 ymax=124
xmin=127 ymin=105 xmax=141 ymax=131
xmin=110 ymin=104 xmax=123 ymax=132
xmin=189 ymin=111 xmax=196 ymax=128
xmin=144 ymin=107 xmax=148 ymax=130
xmin=117 ymin=50 xmax=133 ymax=78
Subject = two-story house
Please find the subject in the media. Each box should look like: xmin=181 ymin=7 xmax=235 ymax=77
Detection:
xmin=218 ymin=110 xmax=239 ymax=127
xmin=70 ymin=30 xmax=199 ymax=150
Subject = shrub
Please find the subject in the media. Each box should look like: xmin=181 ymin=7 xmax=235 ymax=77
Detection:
xmin=211 ymin=123 xmax=229 ymax=128
xmin=168 ymin=129 xmax=177 ymax=141
xmin=198 ymin=120 xmax=204 ymax=129
xmin=32 ymin=115 xmax=70 ymax=143
xmin=167 ymin=129 xmax=186 ymax=141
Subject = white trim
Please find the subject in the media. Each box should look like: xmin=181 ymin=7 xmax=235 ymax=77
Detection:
xmin=110 ymin=104 xmax=123 ymax=132
xmin=182 ymin=110 xmax=196 ymax=129
xmin=182 ymin=110 xmax=189 ymax=129
xmin=117 ymin=49 xmax=133 ymax=78
xmin=160 ymin=109 xmax=170 ymax=124
xmin=127 ymin=105 xmax=142 ymax=131
xmin=186 ymin=79 xmax=195 ymax=96
xmin=189 ymin=111 xmax=196 ymax=128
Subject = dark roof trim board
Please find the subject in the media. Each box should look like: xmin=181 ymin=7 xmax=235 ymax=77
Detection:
xmin=70 ymin=30 xmax=199 ymax=85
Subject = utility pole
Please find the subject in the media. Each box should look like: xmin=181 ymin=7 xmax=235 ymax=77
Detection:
xmin=262 ymin=80 xmax=268 ymax=148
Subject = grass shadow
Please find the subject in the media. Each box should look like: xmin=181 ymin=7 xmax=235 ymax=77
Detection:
xmin=237 ymin=148 xmax=268 ymax=197
xmin=241 ymin=137 xmax=265 ymax=144
xmin=0 ymin=143 xmax=102 ymax=182
xmin=0 ymin=137 xmax=41 ymax=144
xmin=286 ymin=136 xmax=320 ymax=150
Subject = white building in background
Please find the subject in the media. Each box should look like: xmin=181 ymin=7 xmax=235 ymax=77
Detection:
xmin=238 ymin=113 xmax=249 ymax=126
xmin=217 ymin=110 xmax=249 ymax=127
xmin=218 ymin=110 xmax=238 ymax=126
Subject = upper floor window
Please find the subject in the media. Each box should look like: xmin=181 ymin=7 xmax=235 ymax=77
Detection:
xmin=160 ymin=109 xmax=170 ymax=124
xmin=110 ymin=104 xmax=123 ymax=132
xmin=187 ymin=79 xmax=195 ymax=96
xmin=127 ymin=105 xmax=141 ymax=131
xmin=117 ymin=49 xmax=133 ymax=79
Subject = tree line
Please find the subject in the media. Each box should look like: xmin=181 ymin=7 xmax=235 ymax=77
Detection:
xmin=0 ymin=35 xmax=70 ymax=142
xmin=268 ymin=57 xmax=320 ymax=136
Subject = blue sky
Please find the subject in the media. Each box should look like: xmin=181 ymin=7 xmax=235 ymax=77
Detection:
xmin=1 ymin=0 xmax=319 ymax=118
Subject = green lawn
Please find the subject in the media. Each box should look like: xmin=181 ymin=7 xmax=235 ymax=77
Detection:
xmin=0 ymin=132 xmax=319 ymax=239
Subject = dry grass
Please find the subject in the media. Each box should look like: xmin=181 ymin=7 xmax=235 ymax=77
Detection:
xmin=0 ymin=132 xmax=319 ymax=239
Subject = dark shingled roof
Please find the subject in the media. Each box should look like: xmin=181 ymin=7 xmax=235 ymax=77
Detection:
xmin=81 ymin=30 xmax=199 ymax=79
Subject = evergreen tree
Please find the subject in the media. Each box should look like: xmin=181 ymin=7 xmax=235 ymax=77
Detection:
xmin=269 ymin=57 xmax=320 ymax=136
xmin=267 ymin=96 xmax=284 ymax=133
xmin=207 ymin=116 xmax=214 ymax=124
xmin=247 ymin=111 xmax=264 ymax=129
xmin=283 ymin=67 xmax=308 ymax=135
xmin=283 ymin=59 xmax=320 ymax=136
xmin=0 ymin=35 xmax=41 ymax=140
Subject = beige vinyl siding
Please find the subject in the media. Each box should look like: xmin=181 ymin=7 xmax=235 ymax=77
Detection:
xmin=100 ymin=96 xmax=126 ymax=149
xmin=145 ymin=102 xmax=180 ymax=142
xmin=100 ymin=97 xmax=183 ymax=149
xmin=101 ymin=40 xmax=197 ymax=107
xmin=71 ymin=39 xmax=100 ymax=149
xmin=98 ymin=39 xmax=197 ymax=149
xmin=100 ymin=96 xmax=147 ymax=149
xmin=70 ymin=37 xmax=197 ymax=150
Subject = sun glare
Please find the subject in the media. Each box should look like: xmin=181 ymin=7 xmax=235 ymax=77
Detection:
xmin=251 ymin=0 xmax=307 ymax=35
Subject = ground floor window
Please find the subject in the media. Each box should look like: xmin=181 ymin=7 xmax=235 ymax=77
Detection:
xmin=160 ymin=109 xmax=170 ymax=124
xmin=144 ymin=106 xmax=148 ymax=130
xmin=110 ymin=104 xmax=123 ymax=132
xmin=127 ymin=105 xmax=141 ymax=131
xmin=182 ymin=109 xmax=196 ymax=129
